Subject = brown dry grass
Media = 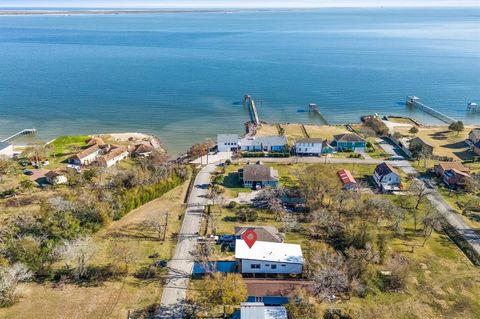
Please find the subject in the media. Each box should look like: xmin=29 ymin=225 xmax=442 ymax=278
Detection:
xmin=0 ymin=180 xmax=190 ymax=319
xmin=305 ymin=124 xmax=350 ymax=140
xmin=395 ymin=125 xmax=474 ymax=161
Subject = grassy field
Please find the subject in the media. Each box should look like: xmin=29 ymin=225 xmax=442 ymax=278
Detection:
xmin=304 ymin=124 xmax=350 ymax=140
xmin=255 ymin=124 xmax=280 ymax=137
xmin=282 ymin=124 xmax=307 ymax=140
xmin=0 ymin=180 xmax=190 ymax=319
xmin=394 ymin=126 xmax=474 ymax=161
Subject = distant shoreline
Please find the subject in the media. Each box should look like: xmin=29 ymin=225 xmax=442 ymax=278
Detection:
xmin=0 ymin=9 xmax=276 ymax=16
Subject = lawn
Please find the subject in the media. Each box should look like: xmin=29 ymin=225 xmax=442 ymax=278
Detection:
xmin=0 ymin=180 xmax=190 ymax=319
xmin=255 ymin=124 xmax=281 ymax=137
xmin=394 ymin=126 xmax=474 ymax=161
xmin=282 ymin=124 xmax=307 ymax=141
xmin=304 ymin=124 xmax=350 ymax=141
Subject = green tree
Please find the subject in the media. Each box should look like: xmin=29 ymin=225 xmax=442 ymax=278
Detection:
xmin=448 ymin=121 xmax=464 ymax=135
xmin=409 ymin=126 xmax=419 ymax=135
xmin=236 ymin=207 xmax=258 ymax=222
xmin=198 ymin=273 xmax=247 ymax=317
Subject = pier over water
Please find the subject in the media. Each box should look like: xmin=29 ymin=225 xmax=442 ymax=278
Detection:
xmin=406 ymin=96 xmax=457 ymax=125
xmin=1 ymin=128 xmax=36 ymax=143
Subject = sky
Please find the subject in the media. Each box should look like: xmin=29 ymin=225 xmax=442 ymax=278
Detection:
xmin=1 ymin=0 xmax=479 ymax=8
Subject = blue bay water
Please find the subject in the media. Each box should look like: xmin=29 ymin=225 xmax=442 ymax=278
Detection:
xmin=0 ymin=8 xmax=479 ymax=154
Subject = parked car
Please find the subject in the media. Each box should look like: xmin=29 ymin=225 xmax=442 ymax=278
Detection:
xmin=388 ymin=155 xmax=405 ymax=161
xmin=218 ymin=235 xmax=235 ymax=243
xmin=23 ymin=170 xmax=34 ymax=176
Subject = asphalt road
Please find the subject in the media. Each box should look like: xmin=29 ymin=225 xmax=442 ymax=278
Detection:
xmin=157 ymin=163 xmax=217 ymax=318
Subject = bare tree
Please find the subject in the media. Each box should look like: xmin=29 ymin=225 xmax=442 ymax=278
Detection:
xmin=421 ymin=211 xmax=442 ymax=247
xmin=0 ymin=263 xmax=32 ymax=307
xmin=56 ymin=237 xmax=96 ymax=280
xmin=145 ymin=211 xmax=169 ymax=241
xmin=307 ymin=250 xmax=349 ymax=301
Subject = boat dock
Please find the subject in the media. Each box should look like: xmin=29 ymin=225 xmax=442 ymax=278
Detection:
xmin=308 ymin=103 xmax=329 ymax=125
xmin=406 ymin=96 xmax=457 ymax=124
xmin=243 ymin=94 xmax=260 ymax=125
xmin=1 ymin=128 xmax=37 ymax=143
xmin=467 ymin=102 xmax=478 ymax=112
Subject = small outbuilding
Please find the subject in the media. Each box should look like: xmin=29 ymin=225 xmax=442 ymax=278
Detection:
xmin=337 ymin=169 xmax=358 ymax=190
xmin=45 ymin=170 xmax=68 ymax=185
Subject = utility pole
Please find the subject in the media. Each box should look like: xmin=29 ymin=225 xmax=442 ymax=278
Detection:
xmin=163 ymin=210 xmax=169 ymax=241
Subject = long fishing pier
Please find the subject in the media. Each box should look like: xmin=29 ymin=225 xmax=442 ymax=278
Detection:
xmin=1 ymin=128 xmax=36 ymax=143
xmin=406 ymin=96 xmax=456 ymax=124
xmin=243 ymin=94 xmax=260 ymax=125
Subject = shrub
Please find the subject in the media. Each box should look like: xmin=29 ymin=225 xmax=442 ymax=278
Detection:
xmin=241 ymin=152 xmax=265 ymax=158
xmin=227 ymin=201 xmax=238 ymax=209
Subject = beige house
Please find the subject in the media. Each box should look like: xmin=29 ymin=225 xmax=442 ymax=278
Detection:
xmin=98 ymin=146 xmax=129 ymax=168
xmin=69 ymin=144 xmax=101 ymax=166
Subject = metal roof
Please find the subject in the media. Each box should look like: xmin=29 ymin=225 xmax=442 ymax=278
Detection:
xmin=235 ymin=240 xmax=303 ymax=264
xmin=240 ymin=302 xmax=287 ymax=319
xmin=239 ymin=135 xmax=287 ymax=147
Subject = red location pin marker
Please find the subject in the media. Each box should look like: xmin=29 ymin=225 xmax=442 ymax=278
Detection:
xmin=242 ymin=229 xmax=257 ymax=249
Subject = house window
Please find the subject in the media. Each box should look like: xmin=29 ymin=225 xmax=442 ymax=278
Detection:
xmin=271 ymin=265 xmax=277 ymax=269
xmin=281 ymin=264 xmax=286 ymax=267
xmin=250 ymin=264 xmax=261 ymax=269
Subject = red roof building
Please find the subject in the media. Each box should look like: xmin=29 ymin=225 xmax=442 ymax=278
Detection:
xmin=337 ymin=169 xmax=358 ymax=190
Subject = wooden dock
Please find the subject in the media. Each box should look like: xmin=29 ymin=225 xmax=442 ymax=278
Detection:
xmin=1 ymin=128 xmax=36 ymax=143
xmin=406 ymin=96 xmax=456 ymax=125
xmin=308 ymin=103 xmax=329 ymax=125
xmin=243 ymin=94 xmax=260 ymax=125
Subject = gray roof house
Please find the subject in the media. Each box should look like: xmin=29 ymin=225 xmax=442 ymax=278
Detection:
xmin=240 ymin=163 xmax=279 ymax=189
xmin=468 ymin=128 xmax=480 ymax=144
xmin=235 ymin=226 xmax=283 ymax=243
xmin=239 ymin=136 xmax=287 ymax=152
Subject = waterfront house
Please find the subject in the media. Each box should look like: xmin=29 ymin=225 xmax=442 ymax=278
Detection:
xmin=468 ymin=128 xmax=480 ymax=144
xmin=409 ymin=137 xmax=434 ymax=156
xmin=45 ymin=170 xmax=68 ymax=185
xmin=239 ymin=135 xmax=287 ymax=152
xmin=69 ymin=144 xmax=102 ymax=166
xmin=86 ymin=136 xmax=105 ymax=147
xmin=217 ymin=134 xmax=239 ymax=152
xmin=337 ymin=169 xmax=358 ymax=191
xmin=331 ymin=133 xmax=366 ymax=152
xmin=132 ymin=142 xmax=154 ymax=157
xmin=98 ymin=146 xmax=129 ymax=168
xmin=235 ymin=226 xmax=283 ymax=243
xmin=434 ymin=162 xmax=470 ymax=177
xmin=474 ymin=141 xmax=480 ymax=156
xmin=239 ymin=163 xmax=279 ymax=189
xmin=0 ymin=142 xmax=14 ymax=158
xmin=373 ymin=162 xmax=401 ymax=192
xmin=235 ymin=240 xmax=303 ymax=275
xmin=239 ymin=302 xmax=287 ymax=319
xmin=294 ymin=138 xmax=323 ymax=156
xmin=442 ymin=169 xmax=471 ymax=188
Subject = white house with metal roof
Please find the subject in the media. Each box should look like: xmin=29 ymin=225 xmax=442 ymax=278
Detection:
xmin=235 ymin=240 xmax=303 ymax=274
xmin=240 ymin=302 xmax=287 ymax=319
xmin=217 ymin=134 xmax=239 ymax=152
xmin=238 ymin=136 xmax=287 ymax=152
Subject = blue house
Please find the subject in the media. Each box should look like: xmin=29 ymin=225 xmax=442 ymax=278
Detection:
xmin=332 ymin=133 xmax=366 ymax=152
